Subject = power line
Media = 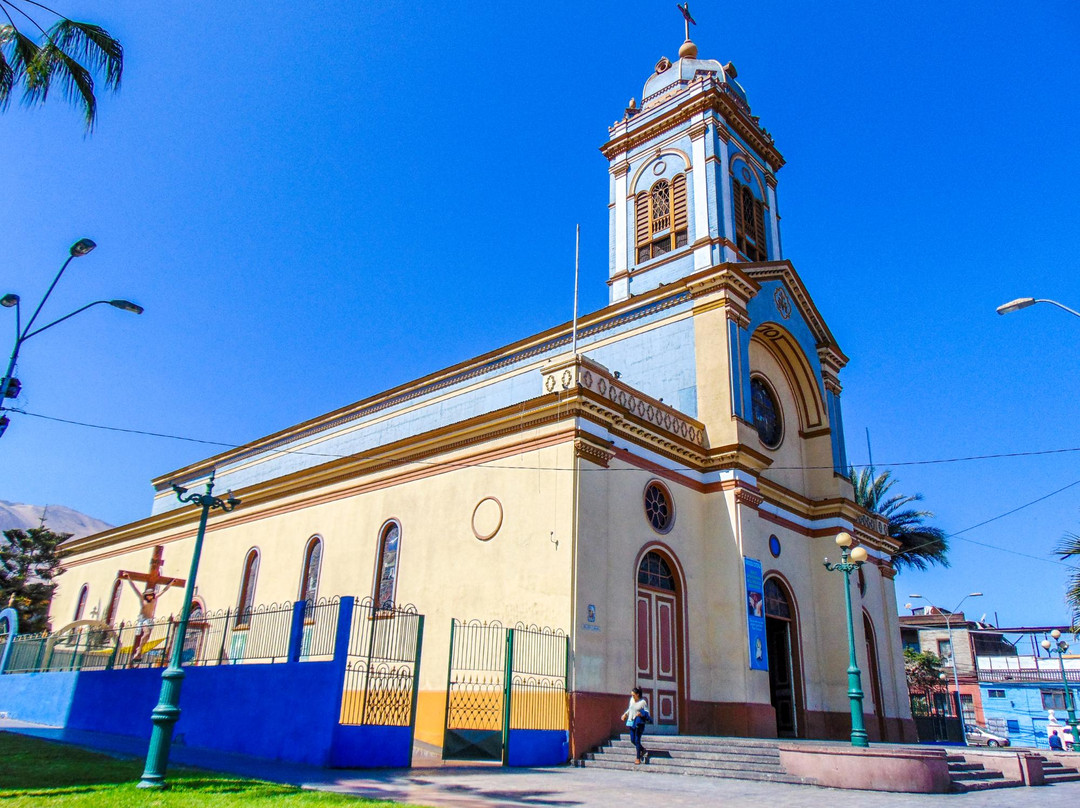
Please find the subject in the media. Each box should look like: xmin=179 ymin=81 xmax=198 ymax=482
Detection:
xmin=10 ymin=408 xmax=1080 ymax=569
xmin=12 ymin=408 xmax=1080 ymax=473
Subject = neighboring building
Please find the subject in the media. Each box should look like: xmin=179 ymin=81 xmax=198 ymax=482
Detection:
xmin=48 ymin=24 xmax=915 ymax=755
xmin=975 ymin=628 xmax=1080 ymax=749
xmin=902 ymin=610 xmax=1079 ymax=749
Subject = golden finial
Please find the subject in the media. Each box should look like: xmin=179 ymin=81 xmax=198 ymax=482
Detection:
xmin=677 ymin=3 xmax=698 ymax=59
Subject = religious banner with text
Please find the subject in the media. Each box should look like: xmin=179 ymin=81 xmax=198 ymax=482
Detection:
xmin=744 ymin=557 xmax=769 ymax=671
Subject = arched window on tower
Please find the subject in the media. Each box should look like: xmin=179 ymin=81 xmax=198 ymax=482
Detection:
xmin=105 ymin=578 xmax=123 ymax=625
xmin=235 ymin=548 xmax=260 ymax=627
xmin=73 ymin=584 xmax=89 ymax=621
xmin=635 ymin=174 xmax=688 ymax=262
xmin=299 ymin=536 xmax=323 ymax=611
xmin=732 ymin=174 xmax=768 ymax=262
xmin=374 ymin=521 xmax=401 ymax=610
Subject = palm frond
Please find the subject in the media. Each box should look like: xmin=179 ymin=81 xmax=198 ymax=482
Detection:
xmin=34 ymin=41 xmax=95 ymax=130
xmin=47 ymin=19 xmax=121 ymax=90
xmin=0 ymin=40 xmax=14 ymax=109
xmin=850 ymin=465 xmax=950 ymax=571
xmin=8 ymin=27 xmax=44 ymax=101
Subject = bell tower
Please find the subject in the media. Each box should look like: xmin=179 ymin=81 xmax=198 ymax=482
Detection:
xmin=602 ymin=13 xmax=786 ymax=303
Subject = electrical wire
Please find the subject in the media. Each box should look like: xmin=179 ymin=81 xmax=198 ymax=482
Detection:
xmin=10 ymin=407 xmax=1080 ymax=569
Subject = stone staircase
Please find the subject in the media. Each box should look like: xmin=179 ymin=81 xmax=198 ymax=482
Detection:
xmin=580 ymin=734 xmax=815 ymax=785
xmin=946 ymin=754 xmax=1023 ymax=791
xmin=1038 ymin=755 xmax=1080 ymax=785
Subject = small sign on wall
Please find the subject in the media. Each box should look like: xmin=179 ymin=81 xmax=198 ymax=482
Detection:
xmin=744 ymin=557 xmax=769 ymax=671
xmin=581 ymin=603 xmax=600 ymax=632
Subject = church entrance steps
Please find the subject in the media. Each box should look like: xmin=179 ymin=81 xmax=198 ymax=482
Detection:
xmin=1037 ymin=756 xmax=1080 ymax=784
xmin=580 ymin=734 xmax=815 ymax=785
xmin=945 ymin=753 xmax=1021 ymax=791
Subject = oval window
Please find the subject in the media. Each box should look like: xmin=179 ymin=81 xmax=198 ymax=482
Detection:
xmin=751 ymin=376 xmax=783 ymax=449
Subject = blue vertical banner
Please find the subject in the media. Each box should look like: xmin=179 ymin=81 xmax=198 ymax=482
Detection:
xmin=744 ymin=557 xmax=769 ymax=671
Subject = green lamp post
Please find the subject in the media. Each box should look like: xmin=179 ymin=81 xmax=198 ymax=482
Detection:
xmin=1 ymin=238 xmax=143 ymax=438
xmin=138 ymin=472 xmax=239 ymax=789
xmin=824 ymin=531 xmax=869 ymax=747
xmin=1041 ymin=630 xmax=1080 ymax=750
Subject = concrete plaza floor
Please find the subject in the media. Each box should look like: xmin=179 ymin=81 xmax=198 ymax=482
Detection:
xmin=4 ymin=720 xmax=1080 ymax=807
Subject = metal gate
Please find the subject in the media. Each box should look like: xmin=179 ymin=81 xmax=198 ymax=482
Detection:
xmin=442 ymin=619 xmax=568 ymax=764
xmin=340 ymin=598 xmax=425 ymax=728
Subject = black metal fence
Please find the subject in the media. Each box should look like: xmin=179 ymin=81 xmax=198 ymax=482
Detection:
xmin=0 ymin=598 xmax=340 ymax=674
xmin=339 ymin=598 xmax=424 ymax=727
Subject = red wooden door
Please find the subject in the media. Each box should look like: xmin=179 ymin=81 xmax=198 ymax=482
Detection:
xmin=636 ymin=588 xmax=679 ymax=731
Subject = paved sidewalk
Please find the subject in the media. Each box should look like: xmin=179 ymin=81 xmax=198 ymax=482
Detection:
xmin=4 ymin=720 xmax=1080 ymax=807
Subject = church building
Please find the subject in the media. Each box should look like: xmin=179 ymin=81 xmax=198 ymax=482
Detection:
xmin=51 ymin=25 xmax=915 ymax=756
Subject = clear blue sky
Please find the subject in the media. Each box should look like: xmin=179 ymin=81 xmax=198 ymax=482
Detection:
xmin=2 ymin=1 xmax=1078 ymax=628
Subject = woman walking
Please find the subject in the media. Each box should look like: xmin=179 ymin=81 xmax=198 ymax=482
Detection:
xmin=621 ymin=686 xmax=651 ymax=764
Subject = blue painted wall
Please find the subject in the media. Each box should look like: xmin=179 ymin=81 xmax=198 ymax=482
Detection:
xmin=507 ymin=729 xmax=569 ymax=767
xmin=979 ymin=682 xmax=1080 ymax=749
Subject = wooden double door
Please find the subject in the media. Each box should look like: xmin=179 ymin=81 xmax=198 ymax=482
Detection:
xmin=636 ymin=586 xmax=680 ymax=732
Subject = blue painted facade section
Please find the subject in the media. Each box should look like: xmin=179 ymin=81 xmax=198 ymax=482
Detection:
xmin=979 ymin=683 xmax=1080 ymax=750
xmin=587 ymin=314 xmax=696 ymax=414
xmin=156 ymin=296 xmax=697 ymax=514
xmin=745 ymin=280 xmax=826 ymax=397
xmin=507 ymin=729 xmax=569 ymax=767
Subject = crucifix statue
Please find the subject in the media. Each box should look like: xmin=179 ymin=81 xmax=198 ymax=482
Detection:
xmin=117 ymin=545 xmax=186 ymax=657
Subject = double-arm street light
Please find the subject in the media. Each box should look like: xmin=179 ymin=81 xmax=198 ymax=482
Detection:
xmin=824 ymin=531 xmax=869 ymax=747
xmin=997 ymin=298 xmax=1080 ymax=319
xmin=1041 ymin=630 xmax=1080 ymax=750
xmin=909 ymin=592 xmax=982 ymax=745
xmin=0 ymin=238 xmax=143 ymax=438
xmin=139 ymin=472 xmax=240 ymax=789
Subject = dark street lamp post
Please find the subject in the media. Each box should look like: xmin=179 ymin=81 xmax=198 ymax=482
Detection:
xmin=138 ymin=472 xmax=239 ymax=789
xmin=824 ymin=531 xmax=869 ymax=747
xmin=1 ymin=238 xmax=142 ymax=437
xmin=1042 ymin=630 xmax=1080 ymax=750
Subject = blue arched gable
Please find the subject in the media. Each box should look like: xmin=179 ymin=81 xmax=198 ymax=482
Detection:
xmin=746 ymin=280 xmax=825 ymax=396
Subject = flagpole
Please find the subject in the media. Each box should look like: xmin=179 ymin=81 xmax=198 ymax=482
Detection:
xmin=571 ymin=224 xmax=580 ymax=357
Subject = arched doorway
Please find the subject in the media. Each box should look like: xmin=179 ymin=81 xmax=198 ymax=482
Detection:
xmin=863 ymin=612 xmax=886 ymax=741
xmin=636 ymin=549 xmax=683 ymax=733
xmin=764 ymin=576 xmax=804 ymax=738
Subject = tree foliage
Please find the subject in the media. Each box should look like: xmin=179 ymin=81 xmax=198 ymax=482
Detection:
xmin=0 ymin=1 xmax=123 ymax=132
xmin=849 ymin=466 xmax=950 ymax=571
xmin=1055 ymin=532 xmax=1080 ymax=627
xmin=0 ymin=526 xmax=69 ymax=633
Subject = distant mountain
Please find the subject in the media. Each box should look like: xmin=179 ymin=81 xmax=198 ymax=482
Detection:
xmin=0 ymin=501 xmax=112 ymax=540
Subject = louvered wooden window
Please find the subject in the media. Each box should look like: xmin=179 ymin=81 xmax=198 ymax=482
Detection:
xmin=635 ymin=174 xmax=689 ymax=262
xmin=733 ymin=179 xmax=768 ymax=262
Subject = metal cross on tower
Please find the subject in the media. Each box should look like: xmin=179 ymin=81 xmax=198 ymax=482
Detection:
xmin=677 ymin=2 xmax=696 ymax=39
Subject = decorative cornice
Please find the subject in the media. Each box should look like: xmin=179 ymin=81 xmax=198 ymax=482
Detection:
xmin=764 ymin=174 xmax=778 ymax=189
xmin=601 ymin=82 xmax=784 ymax=171
xmin=574 ymin=437 xmax=616 ymax=468
xmin=733 ymin=485 xmax=765 ymax=509
xmin=688 ymin=121 xmax=709 ymax=141
xmin=743 ymin=261 xmax=847 ymax=363
xmin=611 ymin=161 xmax=631 ymax=178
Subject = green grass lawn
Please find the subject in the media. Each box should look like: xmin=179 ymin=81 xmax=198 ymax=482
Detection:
xmin=0 ymin=732 xmax=424 ymax=807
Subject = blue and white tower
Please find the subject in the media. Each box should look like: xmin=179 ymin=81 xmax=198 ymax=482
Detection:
xmin=603 ymin=32 xmax=784 ymax=303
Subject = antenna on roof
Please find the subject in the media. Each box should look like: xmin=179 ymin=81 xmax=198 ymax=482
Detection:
xmin=572 ymin=224 xmax=581 ymax=357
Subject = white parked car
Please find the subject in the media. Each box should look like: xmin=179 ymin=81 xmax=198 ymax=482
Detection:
xmin=966 ymin=726 xmax=1011 ymax=747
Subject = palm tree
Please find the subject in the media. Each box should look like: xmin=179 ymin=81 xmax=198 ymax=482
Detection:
xmin=1054 ymin=533 xmax=1080 ymax=626
xmin=849 ymin=466 xmax=950 ymax=571
xmin=0 ymin=0 xmax=123 ymax=132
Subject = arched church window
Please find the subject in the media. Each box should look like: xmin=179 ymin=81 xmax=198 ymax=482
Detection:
xmin=299 ymin=536 xmax=323 ymax=605
xmin=635 ymin=174 xmax=689 ymax=262
xmin=751 ymin=375 xmax=783 ymax=449
xmin=105 ymin=578 xmax=123 ymax=625
xmin=374 ymin=521 xmax=401 ymax=609
xmin=73 ymin=584 xmax=89 ymax=621
xmin=235 ymin=548 xmax=260 ymax=627
xmin=643 ymin=481 xmax=675 ymax=533
xmin=733 ymin=177 xmax=768 ymax=262
xmin=764 ymin=578 xmax=792 ymax=619
xmin=638 ymin=551 xmax=676 ymax=591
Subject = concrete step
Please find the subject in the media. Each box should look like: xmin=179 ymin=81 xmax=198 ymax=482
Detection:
xmin=613 ymin=733 xmax=782 ymax=751
xmin=605 ymin=742 xmax=780 ymax=765
xmin=581 ymin=756 xmax=813 ymax=785
xmin=598 ymin=747 xmax=785 ymax=769
xmin=951 ymin=778 xmax=1025 ymax=792
xmin=950 ymin=769 xmax=1005 ymax=782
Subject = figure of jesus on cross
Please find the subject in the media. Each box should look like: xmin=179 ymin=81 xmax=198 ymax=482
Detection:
xmin=118 ymin=546 xmax=185 ymax=660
